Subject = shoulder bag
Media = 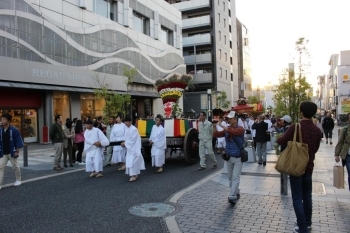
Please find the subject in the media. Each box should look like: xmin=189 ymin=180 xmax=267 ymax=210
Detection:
xmin=232 ymin=136 xmax=248 ymax=162
xmin=275 ymin=123 xmax=309 ymax=176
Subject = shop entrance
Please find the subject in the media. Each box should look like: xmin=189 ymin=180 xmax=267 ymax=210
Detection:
xmin=0 ymin=109 xmax=38 ymax=143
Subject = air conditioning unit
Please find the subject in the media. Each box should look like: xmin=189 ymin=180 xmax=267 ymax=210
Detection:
xmin=79 ymin=0 xmax=87 ymax=9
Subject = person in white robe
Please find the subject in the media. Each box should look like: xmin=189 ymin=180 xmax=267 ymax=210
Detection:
xmin=84 ymin=119 xmax=110 ymax=177
xmin=121 ymin=115 xmax=145 ymax=182
xmin=149 ymin=115 xmax=167 ymax=173
xmin=215 ymin=116 xmax=226 ymax=154
xmin=110 ymin=114 xmax=127 ymax=171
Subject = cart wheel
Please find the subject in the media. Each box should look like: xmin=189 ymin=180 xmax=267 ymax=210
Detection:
xmin=183 ymin=128 xmax=199 ymax=165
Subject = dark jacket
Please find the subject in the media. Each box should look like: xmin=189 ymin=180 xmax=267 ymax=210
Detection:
xmin=252 ymin=121 xmax=268 ymax=143
xmin=50 ymin=122 xmax=64 ymax=143
xmin=322 ymin=117 xmax=334 ymax=131
xmin=0 ymin=126 xmax=24 ymax=158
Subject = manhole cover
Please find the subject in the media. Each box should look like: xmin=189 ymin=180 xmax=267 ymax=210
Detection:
xmin=129 ymin=203 xmax=176 ymax=217
xmin=312 ymin=182 xmax=326 ymax=195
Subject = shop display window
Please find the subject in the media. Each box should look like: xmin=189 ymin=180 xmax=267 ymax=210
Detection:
xmin=0 ymin=109 xmax=38 ymax=143
xmin=80 ymin=94 xmax=105 ymax=120
xmin=53 ymin=92 xmax=70 ymax=121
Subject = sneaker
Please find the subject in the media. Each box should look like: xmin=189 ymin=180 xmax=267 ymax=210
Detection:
xmin=79 ymin=162 xmax=86 ymax=165
xmin=293 ymin=227 xmax=311 ymax=233
xmin=228 ymin=197 xmax=236 ymax=205
xmin=14 ymin=180 xmax=22 ymax=186
xmin=330 ymin=142 xmax=333 ymax=145
xmin=198 ymin=167 xmax=206 ymax=170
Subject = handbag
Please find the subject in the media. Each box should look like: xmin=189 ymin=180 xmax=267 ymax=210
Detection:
xmin=275 ymin=123 xmax=309 ymax=176
xmin=221 ymin=153 xmax=230 ymax=161
xmin=333 ymin=163 xmax=344 ymax=189
xmin=231 ymin=136 xmax=248 ymax=162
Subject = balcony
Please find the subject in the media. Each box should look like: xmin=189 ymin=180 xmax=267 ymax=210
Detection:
xmin=192 ymin=73 xmax=213 ymax=83
xmin=184 ymin=53 xmax=212 ymax=64
xmin=172 ymin=0 xmax=210 ymax=12
xmin=182 ymin=15 xmax=211 ymax=29
xmin=183 ymin=33 xmax=211 ymax=47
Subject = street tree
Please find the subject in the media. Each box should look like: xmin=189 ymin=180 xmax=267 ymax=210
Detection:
xmin=216 ymin=91 xmax=230 ymax=109
xmin=247 ymin=95 xmax=260 ymax=104
xmin=273 ymin=37 xmax=311 ymax=122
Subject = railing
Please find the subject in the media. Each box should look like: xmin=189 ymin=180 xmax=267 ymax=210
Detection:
xmin=184 ymin=53 xmax=212 ymax=64
xmin=192 ymin=73 xmax=213 ymax=83
xmin=172 ymin=0 xmax=210 ymax=12
xmin=183 ymin=33 xmax=211 ymax=46
xmin=182 ymin=15 xmax=211 ymax=29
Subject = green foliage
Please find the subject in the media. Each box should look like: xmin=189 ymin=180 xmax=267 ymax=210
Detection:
xmin=247 ymin=96 xmax=260 ymax=104
xmin=216 ymin=91 xmax=230 ymax=109
xmin=172 ymin=101 xmax=183 ymax=118
xmin=273 ymin=38 xmax=312 ymax=122
xmin=123 ymin=66 xmax=138 ymax=89
xmin=93 ymin=73 xmax=131 ymax=122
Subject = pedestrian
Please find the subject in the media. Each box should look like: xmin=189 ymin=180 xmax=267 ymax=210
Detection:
xmin=248 ymin=116 xmax=256 ymax=149
xmin=334 ymin=112 xmax=350 ymax=191
xmin=63 ymin=120 xmax=75 ymax=167
xmin=74 ymin=120 xmax=85 ymax=165
xmin=322 ymin=112 xmax=334 ymax=144
xmin=252 ymin=115 xmax=268 ymax=165
xmin=277 ymin=101 xmax=321 ymax=233
xmin=121 ymin=115 xmax=145 ymax=182
xmin=149 ymin=114 xmax=167 ymax=173
xmin=215 ymin=116 xmax=226 ymax=154
xmin=50 ymin=115 xmax=64 ymax=171
xmin=0 ymin=113 xmax=24 ymax=189
xmin=213 ymin=111 xmax=245 ymax=204
xmin=84 ymin=119 xmax=110 ymax=178
xmin=264 ymin=114 xmax=273 ymax=141
xmin=104 ymin=116 xmax=115 ymax=167
xmin=111 ymin=113 xmax=127 ymax=171
xmin=197 ymin=111 xmax=217 ymax=170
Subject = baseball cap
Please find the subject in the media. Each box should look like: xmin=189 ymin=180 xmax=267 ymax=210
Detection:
xmin=227 ymin=111 xmax=237 ymax=119
xmin=281 ymin=115 xmax=292 ymax=123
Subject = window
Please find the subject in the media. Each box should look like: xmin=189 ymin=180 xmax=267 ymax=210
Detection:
xmin=93 ymin=0 xmax=111 ymax=19
xmin=133 ymin=11 xmax=149 ymax=35
xmin=231 ymin=73 xmax=233 ymax=81
xmin=225 ymin=70 xmax=227 ymax=79
xmin=219 ymin=31 xmax=221 ymax=40
xmin=230 ymin=41 xmax=232 ymax=48
xmin=218 ymin=13 xmax=220 ymax=22
xmin=224 ymin=19 xmax=226 ymax=28
xmin=230 ymin=57 xmax=232 ymax=65
xmin=229 ymin=10 xmax=231 ymax=17
xmin=224 ymin=35 xmax=227 ymax=44
xmin=229 ymin=25 xmax=231 ymax=33
xmin=225 ymin=53 xmax=227 ymax=61
xmin=220 ymin=68 xmax=222 ymax=77
xmin=223 ymin=2 xmax=225 ymax=11
xmin=219 ymin=49 xmax=221 ymax=59
xmin=159 ymin=26 xmax=173 ymax=46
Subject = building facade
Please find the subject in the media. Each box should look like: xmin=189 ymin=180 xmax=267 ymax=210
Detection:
xmin=236 ymin=18 xmax=252 ymax=98
xmin=165 ymin=0 xmax=239 ymax=115
xmin=0 ymin=0 xmax=184 ymax=142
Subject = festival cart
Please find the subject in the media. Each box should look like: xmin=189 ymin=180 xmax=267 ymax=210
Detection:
xmin=135 ymin=118 xmax=200 ymax=165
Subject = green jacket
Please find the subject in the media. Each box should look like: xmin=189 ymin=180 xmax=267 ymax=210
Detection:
xmin=50 ymin=122 xmax=64 ymax=143
xmin=334 ymin=126 xmax=350 ymax=160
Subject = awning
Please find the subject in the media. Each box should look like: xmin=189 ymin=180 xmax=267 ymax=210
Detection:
xmin=0 ymin=81 xmax=160 ymax=98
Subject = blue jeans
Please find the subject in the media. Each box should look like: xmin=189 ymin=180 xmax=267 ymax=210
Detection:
xmin=343 ymin=154 xmax=350 ymax=190
xmin=290 ymin=173 xmax=312 ymax=233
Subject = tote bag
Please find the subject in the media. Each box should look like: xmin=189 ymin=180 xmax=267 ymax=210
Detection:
xmin=275 ymin=123 xmax=309 ymax=176
xmin=333 ymin=164 xmax=345 ymax=189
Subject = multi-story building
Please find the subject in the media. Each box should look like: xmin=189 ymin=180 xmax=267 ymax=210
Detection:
xmin=328 ymin=54 xmax=339 ymax=112
xmin=236 ymin=18 xmax=252 ymax=98
xmin=316 ymin=75 xmax=326 ymax=110
xmin=0 ymin=0 xmax=184 ymax=142
xmin=165 ymin=0 xmax=239 ymax=114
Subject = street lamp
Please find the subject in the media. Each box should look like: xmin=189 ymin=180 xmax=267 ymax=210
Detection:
xmin=207 ymin=89 xmax=212 ymax=118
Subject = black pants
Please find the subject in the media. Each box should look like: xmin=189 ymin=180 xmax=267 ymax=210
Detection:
xmin=63 ymin=140 xmax=73 ymax=165
xmin=76 ymin=142 xmax=85 ymax=162
xmin=324 ymin=130 xmax=332 ymax=139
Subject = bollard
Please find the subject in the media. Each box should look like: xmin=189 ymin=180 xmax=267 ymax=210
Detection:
xmin=281 ymin=173 xmax=288 ymax=195
xmin=23 ymin=143 xmax=28 ymax=167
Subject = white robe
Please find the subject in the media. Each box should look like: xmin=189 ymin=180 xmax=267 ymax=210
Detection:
xmin=149 ymin=125 xmax=167 ymax=167
xmin=216 ymin=124 xmax=226 ymax=149
xmin=84 ymin=127 xmax=110 ymax=172
xmin=110 ymin=123 xmax=127 ymax=163
xmin=124 ymin=125 xmax=145 ymax=176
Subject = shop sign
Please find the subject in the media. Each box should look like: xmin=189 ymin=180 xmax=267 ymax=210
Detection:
xmin=341 ymin=98 xmax=350 ymax=114
xmin=32 ymin=68 xmax=94 ymax=83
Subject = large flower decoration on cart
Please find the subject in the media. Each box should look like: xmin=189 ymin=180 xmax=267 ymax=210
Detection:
xmin=155 ymin=74 xmax=193 ymax=117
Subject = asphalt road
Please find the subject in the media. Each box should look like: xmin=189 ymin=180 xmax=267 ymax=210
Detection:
xmin=0 ymin=155 xmax=223 ymax=233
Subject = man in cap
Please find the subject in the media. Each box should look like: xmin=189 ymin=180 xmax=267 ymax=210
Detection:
xmin=84 ymin=119 xmax=110 ymax=178
xmin=214 ymin=111 xmax=245 ymax=204
xmin=121 ymin=115 xmax=145 ymax=182
xmin=198 ymin=111 xmax=217 ymax=170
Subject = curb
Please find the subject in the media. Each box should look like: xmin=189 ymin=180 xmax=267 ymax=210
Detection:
xmin=164 ymin=168 xmax=224 ymax=233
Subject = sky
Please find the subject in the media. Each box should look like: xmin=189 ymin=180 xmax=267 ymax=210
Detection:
xmin=235 ymin=0 xmax=350 ymax=93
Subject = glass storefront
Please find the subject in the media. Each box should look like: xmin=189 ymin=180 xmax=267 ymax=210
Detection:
xmin=80 ymin=93 xmax=105 ymax=120
xmin=53 ymin=92 xmax=70 ymax=121
xmin=0 ymin=109 xmax=38 ymax=143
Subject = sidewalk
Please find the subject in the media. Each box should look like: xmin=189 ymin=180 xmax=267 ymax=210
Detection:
xmin=166 ymin=126 xmax=350 ymax=233
xmin=2 ymin=143 xmax=84 ymax=187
